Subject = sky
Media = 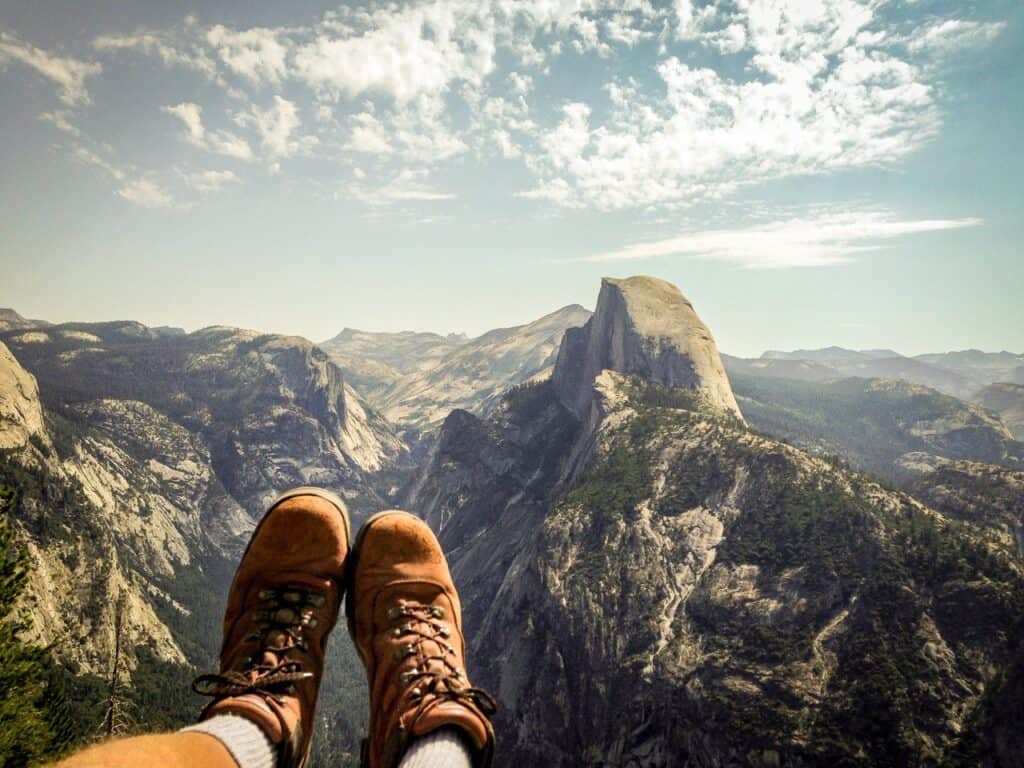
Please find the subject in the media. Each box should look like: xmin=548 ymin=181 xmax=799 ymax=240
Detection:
xmin=1 ymin=0 xmax=1021 ymax=357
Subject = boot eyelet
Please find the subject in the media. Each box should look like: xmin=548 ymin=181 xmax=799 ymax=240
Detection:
xmin=273 ymin=607 xmax=299 ymax=624
xmin=430 ymin=606 xmax=445 ymax=619
xmin=282 ymin=591 xmax=303 ymax=603
xmin=258 ymin=589 xmax=276 ymax=600
xmin=307 ymin=593 xmax=326 ymax=608
xmin=394 ymin=644 xmax=416 ymax=660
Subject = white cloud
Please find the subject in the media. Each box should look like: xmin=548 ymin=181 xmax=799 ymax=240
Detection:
xmin=163 ymin=102 xmax=253 ymax=159
xmin=206 ymin=25 xmax=289 ymax=83
xmin=93 ymin=32 xmax=217 ymax=78
xmin=72 ymin=145 xmax=126 ymax=180
xmin=247 ymin=96 xmax=316 ymax=159
xmin=292 ymin=2 xmax=496 ymax=102
xmin=347 ymin=112 xmax=393 ymax=155
xmin=187 ymin=169 xmax=240 ymax=193
xmin=117 ymin=179 xmax=173 ymax=208
xmin=907 ymin=20 xmax=1006 ymax=55
xmin=163 ymin=102 xmax=206 ymax=144
xmin=350 ymin=169 xmax=455 ymax=205
xmin=522 ymin=0 xmax=952 ymax=209
xmin=586 ymin=211 xmax=982 ymax=269
xmin=0 ymin=32 xmax=101 ymax=106
xmin=39 ymin=110 xmax=80 ymax=136
xmin=12 ymin=0 xmax=1008 ymax=213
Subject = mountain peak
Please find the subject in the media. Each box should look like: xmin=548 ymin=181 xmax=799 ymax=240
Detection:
xmin=552 ymin=275 xmax=743 ymax=420
xmin=0 ymin=307 xmax=51 ymax=332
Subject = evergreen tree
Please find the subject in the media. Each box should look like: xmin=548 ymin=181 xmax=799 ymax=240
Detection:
xmin=0 ymin=485 xmax=62 ymax=767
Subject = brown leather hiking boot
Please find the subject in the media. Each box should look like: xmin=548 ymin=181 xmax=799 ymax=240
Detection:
xmin=192 ymin=486 xmax=351 ymax=768
xmin=347 ymin=510 xmax=497 ymax=768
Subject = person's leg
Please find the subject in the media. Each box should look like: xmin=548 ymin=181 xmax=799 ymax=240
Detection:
xmin=52 ymin=486 xmax=351 ymax=768
xmin=53 ymin=729 xmax=249 ymax=768
xmin=347 ymin=510 xmax=497 ymax=768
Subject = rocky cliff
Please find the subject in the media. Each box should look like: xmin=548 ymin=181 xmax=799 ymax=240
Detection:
xmin=553 ymin=277 xmax=741 ymax=421
xmin=1 ymin=322 xmax=406 ymax=517
xmin=0 ymin=340 xmax=242 ymax=705
xmin=409 ymin=277 xmax=1024 ymax=767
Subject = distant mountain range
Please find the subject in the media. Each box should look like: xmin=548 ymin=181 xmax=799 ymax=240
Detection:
xmin=743 ymin=346 xmax=1024 ymax=398
xmin=320 ymin=305 xmax=592 ymax=429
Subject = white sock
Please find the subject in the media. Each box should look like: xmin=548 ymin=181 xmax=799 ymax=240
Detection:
xmin=181 ymin=714 xmax=276 ymax=768
xmin=398 ymin=728 xmax=474 ymax=768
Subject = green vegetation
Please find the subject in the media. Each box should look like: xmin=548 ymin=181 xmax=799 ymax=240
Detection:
xmin=731 ymin=373 xmax=1024 ymax=480
xmin=0 ymin=485 xmax=75 ymax=766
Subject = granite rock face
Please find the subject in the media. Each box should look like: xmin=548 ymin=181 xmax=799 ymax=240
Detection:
xmin=1 ymin=322 xmax=406 ymax=518
xmin=553 ymin=277 xmax=742 ymax=421
xmin=408 ymin=277 xmax=1024 ymax=767
xmin=0 ymin=341 xmax=246 ymax=679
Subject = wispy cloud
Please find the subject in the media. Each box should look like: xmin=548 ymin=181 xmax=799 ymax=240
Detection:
xmin=93 ymin=31 xmax=217 ymax=78
xmin=186 ymin=169 xmax=239 ymax=193
xmin=585 ymin=211 xmax=983 ymax=269
xmin=907 ymin=19 xmax=1006 ymax=55
xmin=349 ymin=169 xmax=455 ymax=206
xmin=163 ymin=102 xmax=253 ymax=160
xmin=117 ymin=179 xmax=174 ymax=208
xmin=0 ymin=31 xmax=100 ymax=106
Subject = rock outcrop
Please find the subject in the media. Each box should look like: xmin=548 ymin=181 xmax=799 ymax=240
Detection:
xmin=408 ymin=276 xmax=1024 ymax=767
xmin=552 ymin=277 xmax=742 ymax=421
xmin=0 ymin=340 xmax=47 ymax=449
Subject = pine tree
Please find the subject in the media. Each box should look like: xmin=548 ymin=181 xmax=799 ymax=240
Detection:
xmin=0 ymin=485 xmax=61 ymax=767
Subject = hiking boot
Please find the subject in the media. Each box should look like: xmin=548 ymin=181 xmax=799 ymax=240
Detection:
xmin=347 ymin=510 xmax=496 ymax=768
xmin=192 ymin=487 xmax=351 ymax=768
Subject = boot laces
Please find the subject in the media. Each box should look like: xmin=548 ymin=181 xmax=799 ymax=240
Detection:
xmin=386 ymin=602 xmax=498 ymax=720
xmin=193 ymin=586 xmax=325 ymax=704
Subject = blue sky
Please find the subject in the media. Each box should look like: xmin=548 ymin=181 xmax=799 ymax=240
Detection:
xmin=1 ymin=0 xmax=1021 ymax=357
